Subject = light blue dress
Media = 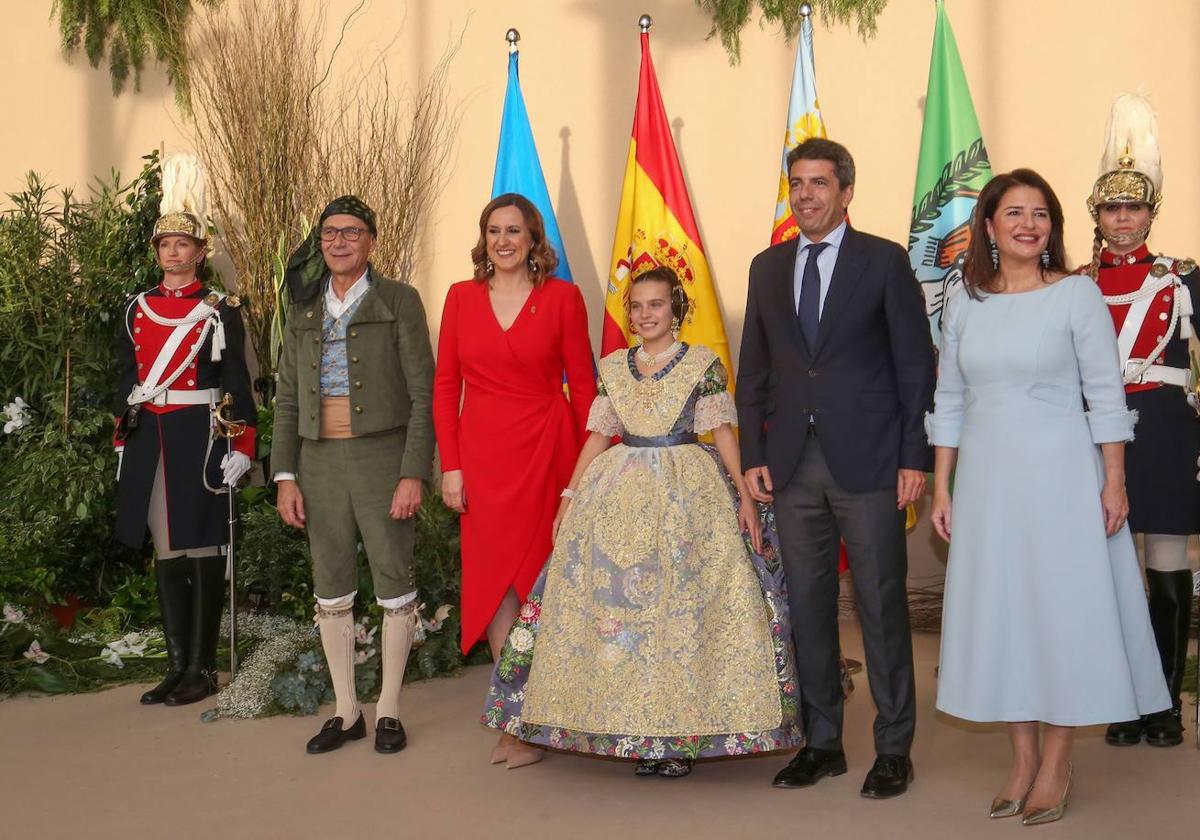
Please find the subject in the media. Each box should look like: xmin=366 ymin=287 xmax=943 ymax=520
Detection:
xmin=927 ymin=275 xmax=1170 ymax=725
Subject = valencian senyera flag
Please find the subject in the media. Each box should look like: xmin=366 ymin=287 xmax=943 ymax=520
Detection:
xmin=603 ymin=29 xmax=732 ymax=382
xmin=908 ymin=0 xmax=992 ymax=346
xmin=771 ymin=10 xmax=828 ymax=245
xmin=492 ymin=47 xmax=574 ymax=282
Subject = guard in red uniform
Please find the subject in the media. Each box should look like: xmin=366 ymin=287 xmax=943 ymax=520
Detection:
xmin=1085 ymin=95 xmax=1198 ymax=748
xmin=113 ymin=154 xmax=256 ymax=706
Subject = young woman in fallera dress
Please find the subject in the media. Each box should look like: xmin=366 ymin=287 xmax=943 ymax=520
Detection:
xmin=482 ymin=266 xmax=802 ymax=777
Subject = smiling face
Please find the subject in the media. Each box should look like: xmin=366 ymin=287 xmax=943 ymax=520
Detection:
xmin=628 ymin=278 xmax=674 ymax=345
xmin=1098 ymin=202 xmax=1152 ymax=252
xmin=788 ymin=158 xmax=854 ymax=241
xmin=484 ymin=205 xmax=534 ymax=274
xmin=319 ymin=213 xmax=375 ymax=278
xmin=985 ymin=185 xmax=1053 ymax=265
xmin=155 ymin=235 xmax=204 ymax=277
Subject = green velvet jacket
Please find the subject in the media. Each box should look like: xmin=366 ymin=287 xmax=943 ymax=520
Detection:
xmin=272 ymin=267 xmax=435 ymax=480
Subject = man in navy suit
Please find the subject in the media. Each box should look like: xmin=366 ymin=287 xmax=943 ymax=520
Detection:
xmin=736 ymin=138 xmax=935 ymax=798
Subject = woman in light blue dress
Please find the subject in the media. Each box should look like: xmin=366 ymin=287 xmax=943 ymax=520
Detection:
xmin=927 ymin=170 xmax=1169 ymax=826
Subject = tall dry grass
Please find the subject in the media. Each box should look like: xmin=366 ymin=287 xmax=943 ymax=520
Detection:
xmin=185 ymin=0 xmax=458 ymax=376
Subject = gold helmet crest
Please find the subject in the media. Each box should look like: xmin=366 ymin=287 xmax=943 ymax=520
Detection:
xmin=151 ymin=153 xmax=210 ymax=245
xmin=1088 ymin=93 xmax=1163 ymax=220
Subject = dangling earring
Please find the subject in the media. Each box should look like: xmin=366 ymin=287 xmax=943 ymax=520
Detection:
xmin=670 ymin=316 xmax=680 ymax=340
xmin=1041 ymin=249 xmax=1051 ymax=268
xmin=528 ymin=255 xmax=538 ymax=273
xmin=989 ymin=239 xmax=999 ymax=270
xmin=485 ymin=258 xmax=494 ymax=275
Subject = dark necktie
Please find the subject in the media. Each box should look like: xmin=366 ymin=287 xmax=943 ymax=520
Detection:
xmin=797 ymin=241 xmax=829 ymax=349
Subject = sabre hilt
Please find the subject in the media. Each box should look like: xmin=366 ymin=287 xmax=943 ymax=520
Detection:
xmin=213 ymin=393 xmax=247 ymax=440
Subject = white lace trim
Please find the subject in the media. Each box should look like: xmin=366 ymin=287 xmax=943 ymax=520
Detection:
xmin=694 ymin=391 xmax=737 ymax=434
xmin=585 ymin=395 xmax=622 ymax=436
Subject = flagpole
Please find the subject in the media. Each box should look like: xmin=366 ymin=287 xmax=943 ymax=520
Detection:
xmin=639 ymin=13 xmax=652 ymax=32
xmin=506 ymin=27 xmax=519 ymax=54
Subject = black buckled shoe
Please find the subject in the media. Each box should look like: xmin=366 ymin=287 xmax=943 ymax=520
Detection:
xmin=306 ymin=713 xmax=367 ymax=754
xmin=1105 ymin=718 xmax=1145 ymax=746
xmin=861 ymin=754 xmax=914 ymax=799
xmin=772 ymin=747 xmax=848 ymax=788
xmin=163 ymin=669 xmax=218 ymax=706
xmin=374 ymin=717 xmax=407 ymax=754
xmin=1145 ymin=707 xmax=1184 ymax=747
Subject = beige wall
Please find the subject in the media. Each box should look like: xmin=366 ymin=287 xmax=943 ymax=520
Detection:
xmin=7 ymin=0 xmax=1199 ymax=359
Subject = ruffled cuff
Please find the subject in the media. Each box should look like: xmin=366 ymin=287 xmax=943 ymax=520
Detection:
xmin=924 ymin=410 xmax=962 ymax=448
xmin=585 ymin=395 xmax=622 ymax=436
xmin=694 ymin=391 xmax=737 ymax=434
xmin=1087 ymin=407 xmax=1138 ymax=444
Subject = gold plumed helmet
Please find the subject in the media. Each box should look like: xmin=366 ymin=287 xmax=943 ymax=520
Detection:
xmin=151 ymin=152 xmax=210 ymax=244
xmin=1088 ymin=93 xmax=1163 ymax=220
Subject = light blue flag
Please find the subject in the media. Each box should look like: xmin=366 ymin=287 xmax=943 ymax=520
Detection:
xmin=491 ymin=50 xmax=573 ymax=282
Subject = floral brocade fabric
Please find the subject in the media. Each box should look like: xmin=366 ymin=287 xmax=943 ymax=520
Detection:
xmin=482 ymin=345 xmax=803 ymax=759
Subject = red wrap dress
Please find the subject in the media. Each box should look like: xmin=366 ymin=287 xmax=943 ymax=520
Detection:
xmin=434 ymin=278 xmax=596 ymax=653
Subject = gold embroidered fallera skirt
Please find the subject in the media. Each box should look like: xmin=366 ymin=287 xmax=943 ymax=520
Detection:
xmin=520 ymin=442 xmax=782 ymax=737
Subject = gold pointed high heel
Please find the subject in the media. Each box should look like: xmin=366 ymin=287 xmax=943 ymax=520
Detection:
xmin=505 ymin=739 xmax=544 ymax=769
xmin=990 ymin=783 xmax=1033 ymax=818
xmin=1022 ymin=763 xmax=1073 ymax=826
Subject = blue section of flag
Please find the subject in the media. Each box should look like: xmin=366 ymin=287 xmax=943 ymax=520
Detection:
xmin=491 ymin=51 xmax=573 ymax=283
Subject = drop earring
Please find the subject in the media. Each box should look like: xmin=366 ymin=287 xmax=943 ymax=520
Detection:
xmin=989 ymin=239 xmax=999 ymax=270
xmin=670 ymin=316 xmax=680 ymax=340
xmin=1041 ymin=249 xmax=1051 ymax=268
xmin=485 ymin=258 xmax=494 ymax=275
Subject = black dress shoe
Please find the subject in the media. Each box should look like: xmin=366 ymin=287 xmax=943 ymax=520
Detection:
xmin=772 ymin=747 xmax=848 ymax=788
xmin=307 ymin=713 xmax=366 ymax=754
xmin=1105 ymin=718 xmax=1145 ymax=746
xmin=375 ymin=717 xmax=407 ymax=753
xmin=861 ymin=754 xmax=914 ymax=799
xmin=1145 ymin=708 xmax=1184 ymax=747
xmin=140 ymin=670 xmax=186 ymax=705
xmin=163 ymin=669 xmax=218 ymax=706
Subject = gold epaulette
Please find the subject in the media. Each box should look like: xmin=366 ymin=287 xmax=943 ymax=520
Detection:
xmin=1173 ymin=258 xmax=1196 ymax=276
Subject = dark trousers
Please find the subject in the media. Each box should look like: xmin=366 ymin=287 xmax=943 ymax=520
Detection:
xmin=773 ymin=437 xmax=916 ymax=756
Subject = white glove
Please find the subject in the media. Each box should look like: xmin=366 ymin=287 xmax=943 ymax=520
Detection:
xmin=221 ymin=451 xmax=252 ymax=487
xmin=115 ymin=447 xmax=124 ymax=481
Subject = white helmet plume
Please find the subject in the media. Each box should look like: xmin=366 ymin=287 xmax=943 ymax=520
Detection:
xmin=159 ymin=152 xmax=210 ymax=226
xmin=1098 ymin=93 xmax=1162 ymax=192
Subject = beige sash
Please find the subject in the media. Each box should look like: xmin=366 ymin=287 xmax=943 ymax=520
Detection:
xmin=319 ymin=397 xmax=355 ymax=439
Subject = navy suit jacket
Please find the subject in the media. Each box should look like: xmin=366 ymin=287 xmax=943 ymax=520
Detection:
xmin=735 ymin=226 xmax=936 ymax=493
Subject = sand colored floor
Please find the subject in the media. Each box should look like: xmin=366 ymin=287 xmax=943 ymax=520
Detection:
xmin=2 ymin=625 xmax=1195 ymax=840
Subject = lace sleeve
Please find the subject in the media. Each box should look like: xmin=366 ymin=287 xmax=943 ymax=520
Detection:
xmin=586 ymin=395 xmax=622 ymax=436
xmin=693 ymin=357 xmax=737 ymax=433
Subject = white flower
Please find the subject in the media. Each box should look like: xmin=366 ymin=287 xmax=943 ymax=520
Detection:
xmin=3 ymin=397 xmax=30 ymax=434
xmin=723 ymin=735 xmax=744 ymax=754
xmin=100 ymin=647 xmax=125 ymax=669
xmin=419 ymin=603 xmax=454 ymax=634
xmin=354 ymin=621 xmax=377 ymax=646
xmin=107 ymin=632 xmax=148 ymax=658
xmin=354 ymin=650 xmax=369 ymax=665
xmin=3 ymin=604 xmax=25 ymax=624
xmin=614 ymin=736 xmax=640 ymax=758
xmin=23 ymin=640 xmax=49 ymax=664
xmin=645 ymin=739 xmax=666 ymax=760
xmin=509 ymin=627 xmax=534 ymax=653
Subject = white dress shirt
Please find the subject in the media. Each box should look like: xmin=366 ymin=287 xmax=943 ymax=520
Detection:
xmin=792 ymin=220 xmax=848 ymax=318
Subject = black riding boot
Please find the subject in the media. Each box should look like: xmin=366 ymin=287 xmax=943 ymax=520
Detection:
xmin=165 ymin=555 xmax=225 ymax=706
xmin=140 ymin=557 xmax=192 ymax=704
xmin=1143 ymin=569 xmax=1193 ymax=747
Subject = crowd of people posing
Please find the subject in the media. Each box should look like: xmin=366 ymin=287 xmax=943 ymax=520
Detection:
xmin=115 ymin=94 xmax=1192 ymax=827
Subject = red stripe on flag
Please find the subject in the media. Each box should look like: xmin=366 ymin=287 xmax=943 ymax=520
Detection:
xmin=630 ymin=32 xmax=704 ymax=253
xmin=601 ymin=310 xmax=627 ymax=357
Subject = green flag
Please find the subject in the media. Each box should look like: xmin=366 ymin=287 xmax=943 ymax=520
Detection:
xmin=908 ymin=0 xmax=992 ymax=345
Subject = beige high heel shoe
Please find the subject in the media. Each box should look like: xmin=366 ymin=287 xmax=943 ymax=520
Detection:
xmin=490 ymin=732 xmax=514 ymax=765
xmin=506 ymin=739 xmax=545 ymax=769
xmin=1022 ymin=763 xmax=1074 ymax=826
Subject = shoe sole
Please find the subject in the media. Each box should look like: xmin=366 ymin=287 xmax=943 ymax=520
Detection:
xmin=1104 ymin=736 xmax=1143 ymax=746
xmin=1146 ymin=736 xmax=1184 ymax=748
xmin=374 ymin=742 xmax=407 ymax=754
xmin=307 ymin=730 xmax=366 ymax=754
xmin=772 ymin=762 xmax=848 ymax=789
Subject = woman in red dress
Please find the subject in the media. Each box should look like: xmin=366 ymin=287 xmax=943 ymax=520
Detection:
xmin=433 ymin=194 xmax=595 ymax=758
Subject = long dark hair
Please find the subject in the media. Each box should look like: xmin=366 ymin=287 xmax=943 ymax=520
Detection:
xmin=963 ymin=168 xmax=1069 ymax=299
xmin=470 ymin=193 xmax=559 ymax=284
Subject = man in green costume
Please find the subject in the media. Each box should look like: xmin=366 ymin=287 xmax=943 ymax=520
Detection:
xmin=273 ymin=196 xmax=435 ymax=755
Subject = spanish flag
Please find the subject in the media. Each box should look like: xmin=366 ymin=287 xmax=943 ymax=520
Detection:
xmin=602 ymin=29 xmax=731 ymax=382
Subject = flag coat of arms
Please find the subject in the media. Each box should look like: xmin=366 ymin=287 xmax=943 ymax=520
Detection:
xmin=908 ymin=0 xmax=992 ymax=346
xmin=603 ymin=30 xmax=731 ymax=381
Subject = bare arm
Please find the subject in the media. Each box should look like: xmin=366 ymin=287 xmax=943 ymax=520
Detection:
xmin=712 ymin=423 xmax=762 ymax=553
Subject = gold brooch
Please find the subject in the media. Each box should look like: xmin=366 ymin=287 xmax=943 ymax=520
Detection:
xmin=1151 ymin=263 xmax=1168 ymax=277
xmin=1176 ymin=258 xmax=1196 ymax=275
xmin=226 ymin=295 xmax=242 ymax=308
xmin=204 ymin=292 xmax=220 ymax=306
